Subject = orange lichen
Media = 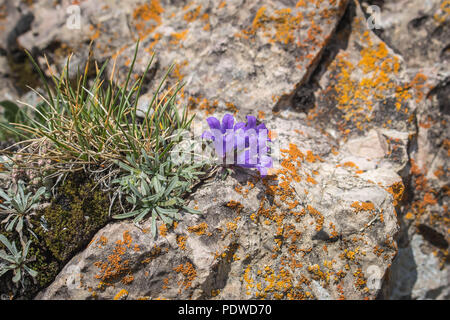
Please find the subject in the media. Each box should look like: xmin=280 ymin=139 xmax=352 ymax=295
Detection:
xmin=353 ymin=268 xmax=367 ymax=289
xmin=176 ymin=235 xmax=187 ymax=250
xmin=433 ymin=166 xmax=445 ymax=179
xmin=94 ymin=235 xmax=108 ymax=248
xmin=170 ymin=30 xmax=189 ymax=46
xmin=188 ymin=96 xmax=219 ymax=115
xmin=187 ymin=222 xmax=209 ymax=236
xmin=173 ymin=262 xmax=197 ymax=290
xmin=226 ymin=200 xmax=244 ymax=215
xmin=423 ymin=192 xmax=437 ymax=206
xmin=320 ymin=21 xmax=417 ymax=133
xmin=307 ymin=205 xmax=324 ymax=231
xmin=225 ymin=102 xmax=238 ymax=114
xmin=434 ymin=1 xmax=450 ymax=23
xmin=172 ymin=60 xmax=188 ymax=82
xmin=306 ymin=175 xmax=317 ymax=185
xmin=237 ymin=6 xmax=303 ymax=45
xmin=386 ymin=182 xmax=404 ymax=206
xmin=258 ymin=110 xmax=266 ymax=119
xmin=159 ymin=224 xmax=168 ymax=237
xmin=351 ymin=201 xmax=375 ymax=213
xmin=132 ymin=0 xmax=164 ymax=39
xmin=121 ymin=274 xmax=134 ymax=285
xmin=113 ymin=289 xmax=128 ymax=300
xmin=183 ymin=4 xmax=202 ymax=22
xmin=94 ymin=231 xmax=134 ymax=287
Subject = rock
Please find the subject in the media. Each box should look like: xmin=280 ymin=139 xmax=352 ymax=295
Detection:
xmin=359 ymin=168 xmax=402 ymax=188
xmin=344 ymin=129 xmax=388 ymax=160
xmin=353 ymin=0 xmax=450 ymax=300
xmin=14 ymin=0 xmax=138 ymax=75
xmin=37 ymin=116 xmax=400 ymax=300
xmin=0 ymin=55 xmax=19 ymax=103
xmin=312 ymin=1 xmax=421 ymax=140
xmin=389 ymin=72 xmax=450 ymax=298
xmin=388 ymin=234 xmax=450 ymax=300
xmin=0 ymin=0 xmax=446 ymax=300
xmin=108 ymin=0 xmax=349 ymax=114
xmin=0 ymin=0 xmax=32 ymax=52
xmin=360 ymin=0 xmax=450 ymax=69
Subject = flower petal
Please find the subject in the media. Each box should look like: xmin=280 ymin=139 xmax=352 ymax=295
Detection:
xmin=206 ymin=117 xmax=221 ymax=130
xmin=213 ymin=138 xmax=225 ymax=158
xmin=221 ymin=114 xmax=235 ymax=132
xmin=256 ymin=123 xmax=267 ymax=131
xmin=260 ymin=154 xmax=273 ymax=168
xmin=245 ymin=115 xmax=257 ymax=130
xmin=234 ymin=122 xmax=245 ymax=130
xmin=201 ymin=130 xmax=214 ymax=140
xmin=234 ymin=128 xmax=246 ymax=150
xmin=224 ymin=131 xmax=235 ymax=153
xmin=236 ymin=149 xmax=247 ymax=166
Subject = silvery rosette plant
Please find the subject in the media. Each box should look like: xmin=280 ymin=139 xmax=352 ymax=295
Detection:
xmin=0 ymin=234 xmax=37 ymax=287
xmin=112 ymin=149 xmax=204 ymax=238
xmin=0 ymin=181 xmax=46 ymax=238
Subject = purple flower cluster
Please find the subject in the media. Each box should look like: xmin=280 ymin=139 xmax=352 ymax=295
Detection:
xmin=202 ymin=114 xmax=273 ymax=176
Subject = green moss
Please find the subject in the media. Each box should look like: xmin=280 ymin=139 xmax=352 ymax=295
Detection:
xmin=35 ymin=174 xmax=111 ymax=263
xmin=0 ymin=229 xmax=55 ymax=298
xmin=27 ymin=243 xmax=59 ymax=289
xmin=1 ymin=175 xmax=112 ymax=298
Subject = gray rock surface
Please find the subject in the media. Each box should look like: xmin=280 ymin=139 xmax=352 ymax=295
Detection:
xmin=389 ymin=234 xmax=450 ymax=300
xmin=361 ymin=0 xmax=450 ymax=69
xmin=37 ymin=115 xmax=400 ymax=300
xmin=0 ymin=0 xmax=448 ymax=300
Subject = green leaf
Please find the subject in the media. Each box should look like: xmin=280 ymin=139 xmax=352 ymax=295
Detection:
xmin=152 ymin=176 xmax=162 ymax=194
xmin=115 ymin=160 xmax=135 ymax=173
xmin=6 ymin=216 xmax=18 ymax=232
xmin=24 ymin=265 xmax=38 ymax=278
xmin=151 ymin=209 xmax=157 ymax=238
xmin=23 ymin=240 xmax=31 ymax=259
xmin=133 ymin=208 xmax=150 ymax=224
xmin=0 ymin=100 xmax=20 ymax=123
xmin=0 ymin=266 xmax=12 ymax=277
xmin=12 ymin=269 xmax=21 ymax=283
xmin=155 ymin=206 xmax=178 ymax=217
xmin=182 ymin=206 xmax=203 ymax=215
xmin=0 ymin=234 xmax=15 ymax=254
xmin=32 ymin=187 xmax=46 ymax=203
xmin=155 ymin=207 xmax=176 ymax=225
xmin=141 ymin=179 xmax=151 ymax=196
xmin=158 ymin=198 xmax=176 ymax=207
xmin=0 ymin=250 xmax=16 ymax=264
xmin=0 ymin=189 xmax=11 ymax=201
xmin=112 ymin=210 xmax=140 ymax=219
xmin=129 ymin=183 xmax=142 ymax=198
xmin=164 ymin=176 xmax=179 ymax=197
xmin=15 ymin=217 xmax=23 ymax=234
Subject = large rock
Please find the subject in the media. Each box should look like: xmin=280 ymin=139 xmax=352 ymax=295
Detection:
xmin=0 ymin=56 xmax=18 ymax=102
xmin=108 ymin=0 xmax=349 ymax=114
xmin=360 ymin=0 xmax=450 ymax=69
xmin=0 ymin=0 xmax=446 ymax=300
xmin=37 ymin=115 xmax=400 ymax=300
xmin=352 ymin=0 xmax=450 ymax=299
xmin=388 ymin=234 xmax=450 ymax=300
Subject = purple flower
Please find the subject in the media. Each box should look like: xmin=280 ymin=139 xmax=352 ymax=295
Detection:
xmin=202 ymin=114 xmax=273 ymax=176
